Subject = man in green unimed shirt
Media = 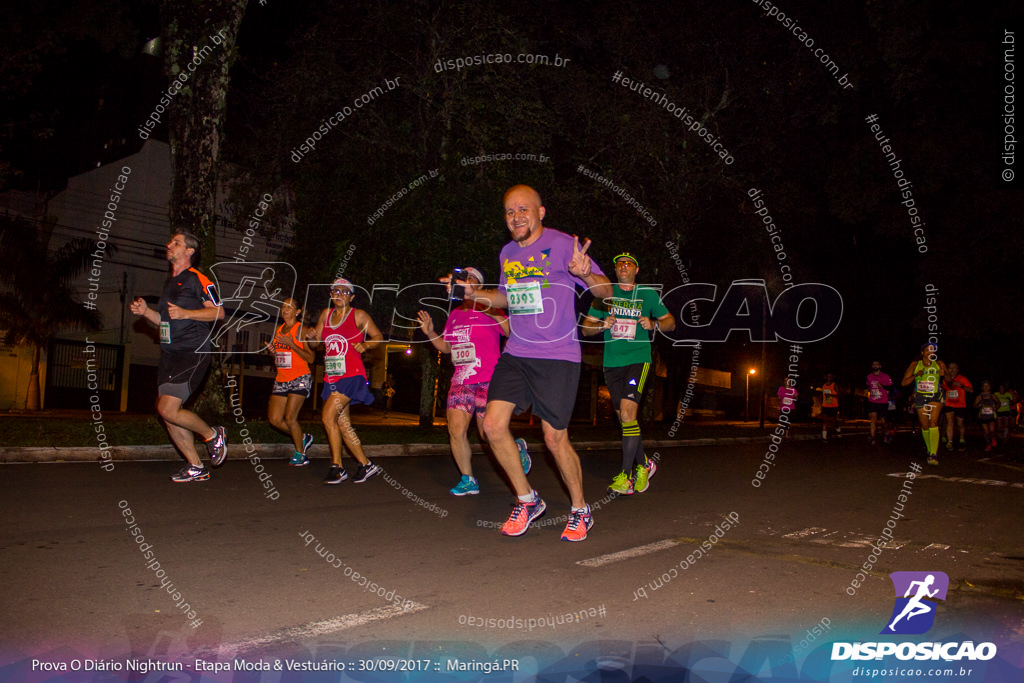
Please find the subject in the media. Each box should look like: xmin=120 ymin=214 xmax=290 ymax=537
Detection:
xmin=582 ymin=253 xmax=675 ymax=495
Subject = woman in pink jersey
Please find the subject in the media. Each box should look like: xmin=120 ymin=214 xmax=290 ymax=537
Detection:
xmin=417 ymin=267 xmax=513 ymax=496
xmin=306 ymin=278 xmax=384 ymax=485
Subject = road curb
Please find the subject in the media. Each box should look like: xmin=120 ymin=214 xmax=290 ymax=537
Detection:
xmin=0 ymin=432 xmax=838 ymax=464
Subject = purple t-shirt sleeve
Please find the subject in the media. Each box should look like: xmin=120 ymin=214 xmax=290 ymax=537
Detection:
xmin=498 ymin=228 xmax=604 ymax=362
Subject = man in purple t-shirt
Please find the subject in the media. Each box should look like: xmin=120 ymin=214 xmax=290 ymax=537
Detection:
xmin=465 ymin=184 xmax=612 ymax=542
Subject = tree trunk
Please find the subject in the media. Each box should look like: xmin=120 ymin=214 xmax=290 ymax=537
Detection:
xmin=26 ymin=343 xmax=41 ymax=411
xmin=419 ymin=349 xmax=440 ymax=428
xmin=161 ymin=0 xmax=247 ymax=250
xmin=161 ymin=0 xmax=247 ymax=420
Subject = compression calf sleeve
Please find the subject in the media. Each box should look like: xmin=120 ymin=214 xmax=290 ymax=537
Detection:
xmin=622 ymin=420 xmax=641 ymax=472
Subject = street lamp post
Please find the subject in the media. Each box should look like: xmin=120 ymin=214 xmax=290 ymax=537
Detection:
xmin=745 ymin=368 xmax=757 ymax=422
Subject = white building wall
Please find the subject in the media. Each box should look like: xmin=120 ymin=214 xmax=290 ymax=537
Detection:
xmin=47 ymin=140 xmax=295 ymax=367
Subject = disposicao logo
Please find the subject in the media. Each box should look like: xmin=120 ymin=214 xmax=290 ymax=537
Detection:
xmin=831 ymin=570 xmax=997 ymax=662
xmin=881 ymin=571 xmax=948 ymax=635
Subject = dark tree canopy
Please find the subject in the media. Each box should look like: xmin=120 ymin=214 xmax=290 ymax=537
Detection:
xmin=3 ymin=0 xmax=1021 ymax=390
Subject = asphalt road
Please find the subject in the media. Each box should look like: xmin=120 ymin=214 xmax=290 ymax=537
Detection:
xmin=2 ymin=434 xmax=1022 ymax=680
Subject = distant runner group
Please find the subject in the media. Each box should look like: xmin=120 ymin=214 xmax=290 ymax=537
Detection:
xmin=786 ymin=349 xmax=1017 ymax=465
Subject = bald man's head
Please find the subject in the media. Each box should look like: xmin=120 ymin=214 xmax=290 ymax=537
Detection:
xmin=503 ymin=185 xmax=546 ymax=245
xmin=503 ymin=184 xmax=542 ymax=206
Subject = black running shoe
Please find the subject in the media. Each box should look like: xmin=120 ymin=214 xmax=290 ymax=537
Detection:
xmin=353 ymin=461 xmax=381 ymax=483
xmin=324 ymin=464 xmax=348 ymax=484
xmin=171 ymin=464 xmax=210 ymax=483
xmin=205 ymin=426 xmax=228 ymax=466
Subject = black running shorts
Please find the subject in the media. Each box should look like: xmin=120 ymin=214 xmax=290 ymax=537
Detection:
xmin=487 ymin=354 xmax=581 ymax=430
xmin=157 ymin=350 xmax=211 ymax=401
xmin=604 ymin=362 xmax=650 ymax=406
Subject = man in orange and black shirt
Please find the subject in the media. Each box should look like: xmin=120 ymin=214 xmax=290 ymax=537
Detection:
xmin=130 ymin=232 xmax=227 ymax=482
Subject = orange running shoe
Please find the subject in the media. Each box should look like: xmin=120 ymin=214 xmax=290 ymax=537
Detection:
xmin=500 ymin=493 xmax=546 ymax=536
xmin=561 ymin=506 xmax=594 ymax=542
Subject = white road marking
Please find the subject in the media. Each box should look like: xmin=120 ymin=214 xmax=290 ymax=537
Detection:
xmin=207 ymin=602 xmax=429 ymax=657
xmin=783 ymin=526 xmax=827 ymax=539
xmin=888 ymin=472 xmax=1024 ymax=488
xmin=810 ymin=530 xmax=841 ymax=544
xmin=921 ymin=543 xmax=951 ymax=552
xmin=836 ymin=535 xmax=878 ymax=548
xmin=977 ymin=456 xmax=1024 ymax=473
xmin=780 ymin=527 xmax=910 ymax=550
xmin=576 ymin=539 xmax=681 ymax=567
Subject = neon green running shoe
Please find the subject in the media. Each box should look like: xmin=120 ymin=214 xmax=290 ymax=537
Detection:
xmin=608 ymin=471 xmax=634 ymax=495
xmin=633 ymin=459 xmax=657 ymax=493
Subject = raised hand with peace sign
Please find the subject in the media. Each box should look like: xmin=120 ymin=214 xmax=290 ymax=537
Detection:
xmin=567 ymin=235 xmax=594 ymax=279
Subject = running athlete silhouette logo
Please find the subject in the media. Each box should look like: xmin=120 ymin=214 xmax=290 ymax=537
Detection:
xmin=881 ymin=571 xmax=949 ymax=635
xmin=202 ymin=262 xmax=296 ymax=353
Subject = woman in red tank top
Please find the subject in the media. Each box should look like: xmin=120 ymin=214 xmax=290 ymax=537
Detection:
xmin=306 ymin=279 xmax=384 ymax=485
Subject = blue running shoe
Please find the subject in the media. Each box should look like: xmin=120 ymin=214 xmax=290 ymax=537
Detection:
xmin=450 ymin=475 xmax=480 ymax=496
xmin=516 ymin=438 xmax=532 ymax=474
